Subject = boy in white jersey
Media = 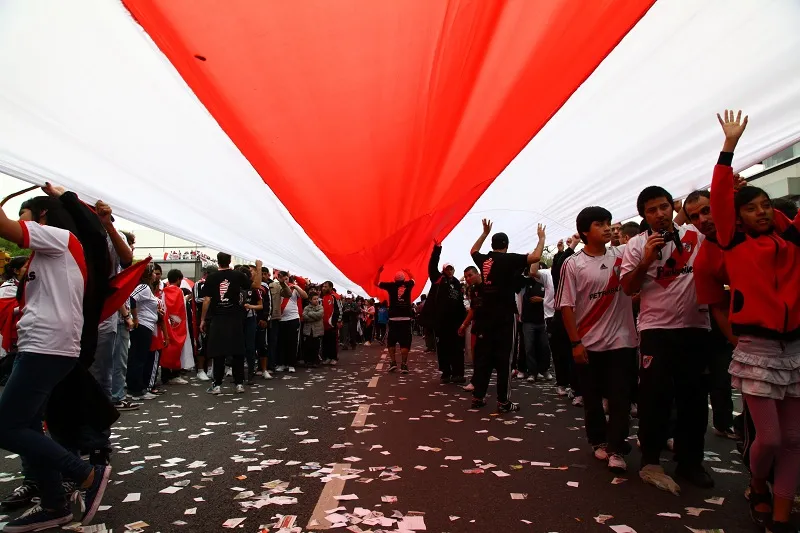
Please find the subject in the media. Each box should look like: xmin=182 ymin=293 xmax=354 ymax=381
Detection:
xmin=620 ymin=186 xmax=713 ymax=493
xmin=557 ymin=207 xmax=637 ymax=473
xmin=0 ymin=190 xmax=111 ymax=532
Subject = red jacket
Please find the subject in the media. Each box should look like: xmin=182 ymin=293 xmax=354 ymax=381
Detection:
xmin=322 ymin=292 xmax=341 ymax=331
xmin=711 ymin=153 xmax=800 ymax=340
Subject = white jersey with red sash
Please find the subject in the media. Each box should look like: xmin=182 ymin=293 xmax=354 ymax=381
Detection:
xmin=555 ymin=246 xmax=637 ymax=352
xmin=620 ymin=225 xmax=710 ymax=331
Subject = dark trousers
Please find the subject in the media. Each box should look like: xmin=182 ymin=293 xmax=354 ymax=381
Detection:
xmin=436 ymin=326 xmax=465 ymax=378
xmin=256 ymin=327 xmax=268 ymax=359
xmin=709 ymin=344 xmax=734 ymax=431
xmin=375 ymin=323 xmax=387 ymax=343
xmin=638 ymin=328 xmax=710 ymax=467
xmin=304 ymin=335 xmax=321 ymax=365
xmin=472 ymin=321 xmax=516 ymax=403
xmin=578 ymin=347 xmax=637 ymax=454
xmin=364 ymin=324 xmax=373 ymax=342
xmin=0 ymin=353 xmax=92 ymax=509
xmin=243 ymin=316 xmax=257 ymax=377
xmin=522 ymin=322 xmax=551 ymax=376
xmin=212 ymin=353 xmax=244 ymax=385
xmin=548 ymin=314 xmax=579 ymax=393
xmin=424 ymin=327 xmax=436 ymax=351
xmin=126 ymin=324 xmax=154 ymax=396
xmin=267 ymin=320 xmax=280 ymax=370
xmin=277 ymin=319 xmax=300 ymax=367
xmin=322 ymin=329 xmax=339 ymax=361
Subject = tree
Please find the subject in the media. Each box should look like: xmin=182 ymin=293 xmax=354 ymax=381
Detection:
xmin=0 ymin=237 xmax=29 ymax=259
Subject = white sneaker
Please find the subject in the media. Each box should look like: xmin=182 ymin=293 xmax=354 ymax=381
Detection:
xmin=544 ymin=372 xmax=554 ymax=381
xmin=463 ymin=382 xmax=475 ymax=392
xmin=196 ymin=370 xmax=210 ymax=381
xmin=142 ymin=392 xmax=158 ymax=400
xmin=288 ymin=367 xmax=296 ymax=373
xmin=206 ymin=385 xmax=221 ymax=395
xmin=593 ymin=445 xmax=609 ymax=461
xmin=556 ymin=386 xmax=568 ymax=396
xmin=526 ymin=375 xmax=536 ymax=383
xmin=330 ymin=360 xmax=338 ymax=366
xmin=171 ymin=377 xmax=189 ymax=385
xmin=321 ymin=359 xmax=331 ymax=365
xmin=608 ymin=453 xmax=627 ymax=473
xmin=536 ymin=373 xmax=545 ymax=380
xmin=275 ymin=365 xmax=286 ymax=372
xmin=263 ymin=371 xmax=273 ymax=380
xmin=235 ymin=384 xmax=245 ymax=394
xmin=225 ymin=367 xmax=233 ymax=377
xmin=364 ymin=342 xmax=371 ymax=346
xmin=572 ymin=395 xmax=584 ymax=407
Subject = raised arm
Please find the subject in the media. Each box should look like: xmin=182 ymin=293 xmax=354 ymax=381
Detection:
xmin=428 ymin=241 xmax=443 ymax=282
xmin=471 ymin=219 xmax=492 ymax=255
xmin=711 ymin=110 xmax=748 ymax=248
xmin=96 ymin=200 xmax=133 ymax=267
xmin=374 ymin=265 xmax=384 ymax=287
xmin=526 ymin=224 xmax=547 ymax=265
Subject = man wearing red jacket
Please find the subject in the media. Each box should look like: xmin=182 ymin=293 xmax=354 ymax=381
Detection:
xmin=321 ymin=282 xmax=341 ymax=365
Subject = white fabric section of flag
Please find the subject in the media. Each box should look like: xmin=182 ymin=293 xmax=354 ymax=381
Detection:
xmin=0 ymin=0 xmax=364 ymax=294
xmin=442 ymin=0 xmax=800 ymax=270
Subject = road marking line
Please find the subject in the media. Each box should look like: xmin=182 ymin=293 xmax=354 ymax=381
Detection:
xmin=368 ymin=376 xmax=380 ymax=388
xmin=351 ymin=404 xmax=370 ymax=427
xmin=375 ymin=362 xmax=384 ymax=371
xmin=307 ymin=462 xmax=351 ymax=529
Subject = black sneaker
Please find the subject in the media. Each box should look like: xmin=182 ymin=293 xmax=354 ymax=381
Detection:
xmin=471 ymin=398 xmax=487 ymax=409
xmin=768 ymin=521 xmax=799 ymax=533
xmin=498 ymin=401 xmax=521 ymax=413
xmin=440 ymin=374 xmax=451 ymax=384
xmin=388 ymin=362 xmax=398 ymax=373
xmin=113 ymin=400 xmax=140 ymax=411
xmin=82 ymin=465 xmax=111 ymax=525
xmin=1 ymin=481 xmax=38 ymax=510
xmin=401 ymin=364 xmax=409 ymax=374
xmin=674 ymin=463 xmax=714 ymax=489
xmin=450 ymin=375 xmax=467 ymax=384
xmin=3 ymin=504 xmax=73 ymax=533
xmin=747 ymin=485 xmax=772 ymax=529
xmin=89 ymin=448 xmax=111 ymax=467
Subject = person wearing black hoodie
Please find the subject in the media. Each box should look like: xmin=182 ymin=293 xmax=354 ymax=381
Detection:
xmin=428 ymin=241 xmax=467 ymax=384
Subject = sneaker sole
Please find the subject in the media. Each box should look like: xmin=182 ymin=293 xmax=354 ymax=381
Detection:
xmin=82 ymin=465 xmax=111 ymax=525
xmin=4 ymin=514 xmax=73 ymax=533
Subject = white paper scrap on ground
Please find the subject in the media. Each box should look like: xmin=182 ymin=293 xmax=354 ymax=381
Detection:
xmin=610 ymin=526 xmax=638 ymax=533
xmin=510 ymin=493 xmax=528 ymax=500
xmin=122 ymin=493 xmax=141 ymax=502
xmin=492 ymin=471 xmax=510 ymax=478
xmin=184 ymin=508 xmax=196 ymax=515
xmin=594 ymin=514 xmax=613 ymax=524
xmin=705 ymin=497 xmax=725 ymax=505
xmin=334 ymin=494 xmax=358 ymax=501
xmin=658 ymin=512 xmax=681 ymax=518
xmin=222 ymin=517 xmax=246 ymax=528
xmin=567 ymin=481 xmax=579 ymax=487
xmin=399 ymin=516 xmax=426 ymax=530
xmin=159 ymin=486 xmax=183 ymax=494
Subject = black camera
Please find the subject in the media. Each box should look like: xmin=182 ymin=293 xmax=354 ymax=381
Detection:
xmin=658 ymin=229 xmax=676 ymax=242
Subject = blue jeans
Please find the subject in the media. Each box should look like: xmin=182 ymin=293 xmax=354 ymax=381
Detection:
xmin=0 ymin=352 xmax=92 ymax=509
xmin=89 ymin=326 xmax=117 ymax=400
xmin=112 ymin=323 xmax=130 ymax=403
xmin=522 ymin=322 xmax=551 ymax=376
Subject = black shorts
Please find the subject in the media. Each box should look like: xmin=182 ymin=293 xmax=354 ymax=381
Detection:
xmin=387 ymin=320 xmax=412 ymax=349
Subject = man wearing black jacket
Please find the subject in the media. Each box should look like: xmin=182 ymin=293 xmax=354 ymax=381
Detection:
xmin=428 ymin=241 xmax=467 ymax=384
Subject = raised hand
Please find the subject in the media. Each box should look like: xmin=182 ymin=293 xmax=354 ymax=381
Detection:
xmin=733 ymin=173 xmax=748 ymax=192
xmin=41 ymin=182 xmax=66 ymax=198
xmin=537 ymin=223 xmax=546 ymax=240
xmin=481 ymin=219 xmax=493 ymax=235
xmin=95 ymin=200 xmax=113 ymax=225
xmin=717 ymin=109 xmax=748 ymax=152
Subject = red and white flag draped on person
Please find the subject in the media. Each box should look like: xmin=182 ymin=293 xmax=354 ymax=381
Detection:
xmin=159 ymin=283 xmax=188 ymax=370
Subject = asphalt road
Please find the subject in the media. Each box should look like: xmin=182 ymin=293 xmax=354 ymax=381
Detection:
xmin=0 ymin=338 xmax=758 ymax=533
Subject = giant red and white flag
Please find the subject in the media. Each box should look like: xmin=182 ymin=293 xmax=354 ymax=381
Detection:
xmin=1 ymin=1 xmax=799 ymax=297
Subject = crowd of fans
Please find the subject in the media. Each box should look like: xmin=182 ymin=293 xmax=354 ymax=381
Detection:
xmin=0 ymin=110 xmax=798 ymax=532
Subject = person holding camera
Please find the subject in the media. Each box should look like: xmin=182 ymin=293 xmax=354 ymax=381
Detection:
xmin=620 ymin=186 xmax=713 ymax=493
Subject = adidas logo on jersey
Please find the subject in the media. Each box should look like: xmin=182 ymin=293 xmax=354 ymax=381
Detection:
xmin=600 ymin=264 xmax=608 ymax=270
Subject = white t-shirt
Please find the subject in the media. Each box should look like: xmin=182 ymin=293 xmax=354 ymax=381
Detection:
xmin=556 ymin=247 xmax=637 ymax=352
xmin=280 ymin=289 xmax=300 ymax=321
xmin=620 ymin=225 xmax=710 ymax=331
xmin=131 ymin=283 xmax=159 ymax=332
xmin=17 ymin=221 xmax=86 ymax=358
xmin=536 ymin=268 xmax=555 ymax=319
